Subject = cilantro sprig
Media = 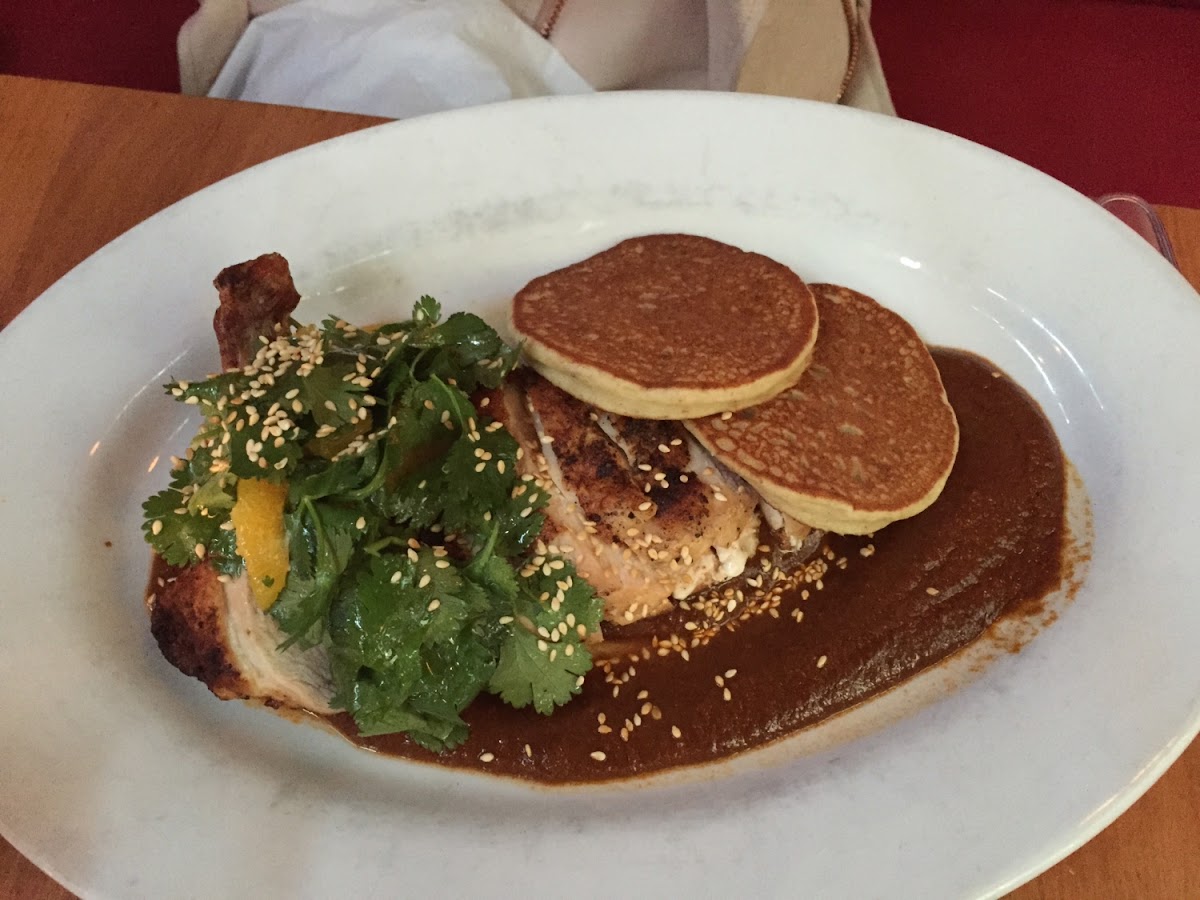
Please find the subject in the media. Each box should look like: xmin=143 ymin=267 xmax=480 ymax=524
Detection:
xmin=143 ymin=297 xmax=603 ymax=750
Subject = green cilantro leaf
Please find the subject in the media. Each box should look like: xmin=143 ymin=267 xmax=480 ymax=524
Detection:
xmin=488 ymin=555 xmax=603 ymax=714
xmin=327 ymin=551 xmax=498 ymax=750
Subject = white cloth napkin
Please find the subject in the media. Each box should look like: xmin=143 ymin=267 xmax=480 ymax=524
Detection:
xmin=206 ymin=0 xmax=593 ymax=119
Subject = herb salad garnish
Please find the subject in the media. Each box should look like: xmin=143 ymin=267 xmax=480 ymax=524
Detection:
xmin=142 ymin=297 xmax=603 ymax=751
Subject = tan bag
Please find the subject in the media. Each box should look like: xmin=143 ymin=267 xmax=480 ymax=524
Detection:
xmin=735 ymin=0 xmax=894 ymax=112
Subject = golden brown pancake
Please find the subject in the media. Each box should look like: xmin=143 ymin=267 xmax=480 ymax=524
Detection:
xmin=510 ymin=234 xmax=819 ymax=419
xmin=685 ymin=284 xmax=959 ymax=534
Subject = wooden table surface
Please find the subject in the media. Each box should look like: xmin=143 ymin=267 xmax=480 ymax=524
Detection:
xmin=2 ymin=74 xmax=1198 ymax=899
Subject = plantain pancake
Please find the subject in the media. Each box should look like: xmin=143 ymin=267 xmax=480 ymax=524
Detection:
xmin=510 ymin=234 xmax=819 ymax=419
xmin=686 ymin=284 xmax=959 ymax=534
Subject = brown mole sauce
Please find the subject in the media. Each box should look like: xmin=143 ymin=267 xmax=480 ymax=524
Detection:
xmin=330 ymin=348 xmax=1069 ymax=783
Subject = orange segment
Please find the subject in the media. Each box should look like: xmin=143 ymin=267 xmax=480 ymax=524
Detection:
xmin=230 ymin=478 xmax=290 ymax=609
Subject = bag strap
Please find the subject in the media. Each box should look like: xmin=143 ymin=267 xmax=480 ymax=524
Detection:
xmin=735 ymin=0 xmax=859 ymax=103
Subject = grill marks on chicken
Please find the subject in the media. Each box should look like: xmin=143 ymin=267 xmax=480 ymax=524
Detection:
xmin=491 ymin=371 xmax=761 ymax=624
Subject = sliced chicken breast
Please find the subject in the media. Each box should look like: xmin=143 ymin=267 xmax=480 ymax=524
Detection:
xmin=490 ymin=371 xmax=760 ymax=624
xmin=148 ymin=560 xmax=335 ymax=713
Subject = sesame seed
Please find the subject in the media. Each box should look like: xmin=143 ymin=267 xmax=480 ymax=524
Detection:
xmin=436 ymin=560 xmax=450 ymax=569
xmin=194 ymin=543 xmax=207 ymax=559
xmin=418 ymin=574 xmax=431 ymax=588
xmin=390 ymin=571 xmax=403 ymax=584
xmin=926 ymin=586 xmax=940 ymax=596
xmin=817 ymin=655 xmax=828 ymax=668
xmin=524 ymin=744 xmax=532 ymax=758
xmin=151 ymin=520 xmax=163 ymax=535
xmin=725 ymin=668 xmax=737 ymax=678
xmin=723 ymin=688 xmax=732 ymax=702
xmin=671 ymin=726 xmax=682 ymax=739
xmin=498 ymin=615 xmax=514 ymax=625
xmin=720 ymin=411 xmax=733 ymax=421
xmin=479 ymin=752 xmax=495 ymax=763
xmin=658 ymin=443 xmax=670 ymax=453
xmin=355 ymin=516 xmax=367 ymax=530
xmin=590 ymin=751 xmax=606 ymax=761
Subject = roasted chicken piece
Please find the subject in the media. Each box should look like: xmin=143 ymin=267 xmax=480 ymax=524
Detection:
xmin=489 ymin=370 xmax=761 ymax=624
xmin=148 ymin=254 xmax=334 ymax=713
xmin=213 ymin=252 xmax=301 ymax=370
xmin=148 ymin=558 xmax=334 ymax=712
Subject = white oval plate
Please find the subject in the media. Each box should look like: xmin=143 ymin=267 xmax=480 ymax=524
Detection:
xmin=1 ymin=93 xmax=1198 ymax=900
